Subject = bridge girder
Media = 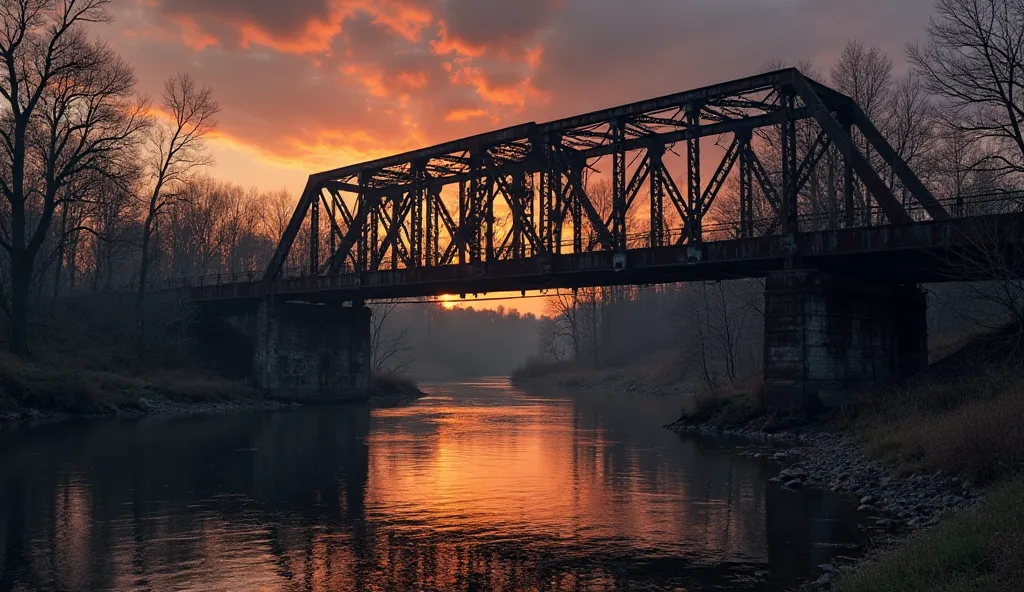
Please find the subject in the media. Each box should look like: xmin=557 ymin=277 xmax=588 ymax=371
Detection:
xmin=263 ymin=68 xmax=946 ymax=286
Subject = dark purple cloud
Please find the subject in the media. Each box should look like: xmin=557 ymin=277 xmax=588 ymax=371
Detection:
xmin=107 ymin=0 xmax=939 ymax=174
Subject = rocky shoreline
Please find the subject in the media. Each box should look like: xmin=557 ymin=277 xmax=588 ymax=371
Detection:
xmin=670 ymin=421 xmax=984 ymax=589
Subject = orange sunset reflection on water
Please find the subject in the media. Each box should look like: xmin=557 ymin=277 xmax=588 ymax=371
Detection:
xmin=0 ymin=379 xmax=867 ymax=592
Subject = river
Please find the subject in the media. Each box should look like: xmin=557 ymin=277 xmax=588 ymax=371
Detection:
xmin=0 ymin=379 xmax=865 ymax=591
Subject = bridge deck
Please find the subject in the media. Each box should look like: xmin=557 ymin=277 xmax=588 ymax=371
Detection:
xmin=186 ymin=212 xmax=1024 ymax=312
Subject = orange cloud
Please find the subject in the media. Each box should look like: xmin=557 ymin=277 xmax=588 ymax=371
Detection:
xmin=431 ymin=23 xmax=486 ymax=57
xmin=444 ymin=108 xmax=487 ymax=122
xmin=343 ymin=63 xmax=389 ymax=97
xmin=371 ymin=3 xmax=434 ymax=42
xmin=168 ymin=15 xmax=220 ymax=51
xmin=396 ymin=70 xmax=428 ymax=89
xmin=236 ymin=15 xmax=343 ymax=54
xmin=448 ymin=65 xmax=545 ymax=110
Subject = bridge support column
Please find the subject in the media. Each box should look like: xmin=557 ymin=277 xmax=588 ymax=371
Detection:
xmin=254 ymin=301 xmax=371 ymax=401
xmin=763 ymin=270 xmax=927 ymax=413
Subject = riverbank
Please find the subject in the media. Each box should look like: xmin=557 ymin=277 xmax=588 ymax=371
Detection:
xmin=679 ymin=343 xmax=1024 ymax=588
xmin=0 ymin=352 xmax=426 ymax=425
xmin=516 ymin=334 xmax=1024 ymax=589
xmin=511 ymin=352 xmax=693 ymax=396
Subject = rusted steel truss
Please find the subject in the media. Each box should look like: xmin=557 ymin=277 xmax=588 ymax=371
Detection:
xmin=263 ymin=68 xmax=948 ymax=285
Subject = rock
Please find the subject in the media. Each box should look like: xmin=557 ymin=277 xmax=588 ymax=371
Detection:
xmin=813 ymin=573 xmax=833 ymax=587
xmin=784 ymin=479 xmax=805 ymax=490
xmin=818 ymin=563 xmax=836 ymax=573
xmin=857 ymin=504 xmax=875 ymax=512
xmin=859 ymin=495 xmax=877 ymax=505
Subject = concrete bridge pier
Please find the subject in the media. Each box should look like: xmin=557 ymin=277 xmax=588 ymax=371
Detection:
xmin=763 ymin=269 xmax=928 ymax=413
xmin=253 ymin=300 xmax=371 ymax=401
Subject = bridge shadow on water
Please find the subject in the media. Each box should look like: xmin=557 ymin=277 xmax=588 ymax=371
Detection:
xmin=0 ymin=380 xmax=865 ymax=591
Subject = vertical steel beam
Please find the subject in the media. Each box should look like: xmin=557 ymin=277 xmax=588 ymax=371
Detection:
xmin=356 ymin=174 xmax=369 ymax=271
xmin=469 ymin=153 xmax=483 ymax=263
xmin=649 ymin=144 xmax=664 ymax=248
xmin=486 ymin=176 xmax=495 ymax=262
xmin=570 ymin=164 xmax=583 ymax=254
xmin=611 ymin=119 xmax=627 ymax=251
xmin=686 ymin=104 xmax=702 ymax=243
xmin=309 ymin=188 xmax=320 ymax=275
xmin=409 ymin=161 xmax=425 ymax=268
xmin=369 ymin=195 xmax=379 ymax=271
xmin=510 ymin=171 xmax=524 ymax=259
xmin=389 ymin=196 xmax=399 ymax=270
xmin=539 ymin=141 xmax=552 ymax=254
xmin=780 ymin=90 xmax=799 ymax=234
xmin=458 ymin=180 xmax=467 ymax=265
xmin=738 ymin=129 xmax=753 ymax=238
xmin=842 ymin=120 xmax=855 ymax=227
xmin=551 ymin=140 xmax=564 ymax=255
xmin=329 ymin=192 xmax=337 ymax=260
xmin=522 ymin=172 xmax=534 ymax=257
xmin=426 ymin=188 xmax=437 ymax=267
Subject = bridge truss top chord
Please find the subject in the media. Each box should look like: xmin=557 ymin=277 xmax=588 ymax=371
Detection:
xmin=261 ymin=68 xmax=950 ymax=288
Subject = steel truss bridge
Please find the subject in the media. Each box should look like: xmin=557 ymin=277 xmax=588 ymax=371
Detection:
xmin=186 ymin=68 xmax=1024 ymax=307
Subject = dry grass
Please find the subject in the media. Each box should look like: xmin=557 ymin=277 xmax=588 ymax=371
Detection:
xmin=835 ymin=476 xmax=1024 ymax=592
xmin=510 ymin=357 xmax=581 ymax=383
xmin=0 ymin=352 xmax=261 ymax=415
xmin=857 ymin=364 xmax=1024 ymax=481
xmin=512 ymin=350 xmax=690 ymax=392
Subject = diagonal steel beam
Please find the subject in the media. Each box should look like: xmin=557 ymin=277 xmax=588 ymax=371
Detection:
xmin=746 ymin=149 xmax=780 ymax=213
xmin=701 ymin=137 xmax=741 ymax=217
xmin=850 ymin=103 xmax=950 ymax=221
xmin=262 ymin=177 xmax=315 ymax=285
xmin=326 ymin=191 xmax=378 ymax=274
xmin=790 ymin=72 xmax=912 ymax=225
xmin=793 ymin=130 xmax=832 ymax=197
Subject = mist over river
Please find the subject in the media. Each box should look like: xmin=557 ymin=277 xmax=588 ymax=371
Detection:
xmin=0 ymin=379 xmax=866 ymax=591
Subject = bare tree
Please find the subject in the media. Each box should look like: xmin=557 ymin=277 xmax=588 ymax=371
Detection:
xmin=136 ymin=73 xmax=219 ymax=324
xmin=909 ymin=0 xmax=1024 ymax=177
xmin=537 ymin=316 xmax=570 ymax=362
xmin=546 ymin=290 xmax=582 ymax=361
xmin=370 ymin=300 xmax=412 ymax=374
xmin=0 ymin=0 xmax=146 ymax=354
xmin=941 ymin=217 xmax=1024 ymax=348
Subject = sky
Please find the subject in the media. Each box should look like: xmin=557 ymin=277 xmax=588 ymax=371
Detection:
xmin=102 ymin=0 xmax=938 ymax=314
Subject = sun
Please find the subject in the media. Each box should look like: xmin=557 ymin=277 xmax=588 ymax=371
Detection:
xmin=438 ymin=294 xmax=461 ymax=310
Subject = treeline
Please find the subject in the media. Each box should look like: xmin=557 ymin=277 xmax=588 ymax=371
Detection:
xmin=371 ymin=302 xmax=542 ymax=379
xmin=0 ymin=1 xmax=331 ymax=357
xmin=529 ymin=282 xmax=763 ymax=388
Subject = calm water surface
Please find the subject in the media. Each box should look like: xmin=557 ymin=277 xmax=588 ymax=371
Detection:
xmin=0 ymin=379 xmax=865 ymax=591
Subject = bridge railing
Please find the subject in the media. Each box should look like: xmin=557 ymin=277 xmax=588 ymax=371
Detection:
xmin=162 ymin=190 xmax=1024 ymax=290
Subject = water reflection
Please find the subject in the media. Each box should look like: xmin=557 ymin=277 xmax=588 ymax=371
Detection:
xmin=0 ymin=379 xmax=864 ymax=591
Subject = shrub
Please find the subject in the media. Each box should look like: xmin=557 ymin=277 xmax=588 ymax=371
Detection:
xmin=510 ymin=357 xmax=579 ymax=383
xmin=677 ymin=375 xmax=765 ymax=427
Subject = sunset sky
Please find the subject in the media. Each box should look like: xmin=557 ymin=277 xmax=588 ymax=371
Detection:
xmin=101 ymin=0 xmax=937 ymax=314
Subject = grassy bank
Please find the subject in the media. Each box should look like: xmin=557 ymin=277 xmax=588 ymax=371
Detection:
xmin=835 ymin=476 xmax=1024 ymax=592
xmin=0 ymin=352 xmax=263 ymax=416
xmin=511 ymin=350 xmax=692 ymax=395
xmin=1 ymin=298 xmax=425 ymax=418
